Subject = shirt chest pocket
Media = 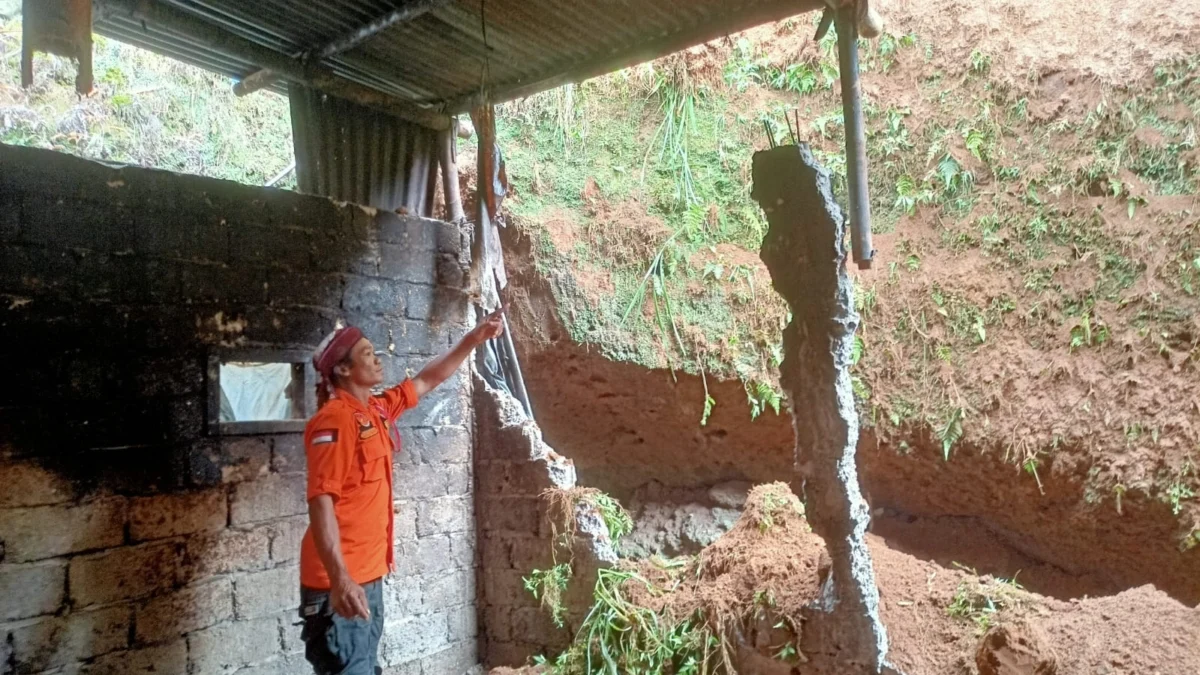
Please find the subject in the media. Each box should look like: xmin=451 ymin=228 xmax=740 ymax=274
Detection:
xmin=358 ymin=430 xmax=391 ymax=483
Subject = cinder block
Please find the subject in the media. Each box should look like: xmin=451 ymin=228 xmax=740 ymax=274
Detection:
xmin=417 ymin=497 xmax=472 ymax=537
xmin=183 ymin=527 xmax=272 ymax=580
xmin=230 ymin=474 xmax=307 ymax=526
xmin=4 ymin=605 xmax=131 ymax=672
xmin=135 ymin=578 xmax=233 ymax=645
xmin=233 ymin=565 xmax=300 ymax=619
xmin=230 ymin=224 xmax=312 ymax=268
xmin=0 ymin=497 xmax=126 ymax=562
xmin=227 ymin=652 xmax=309 ymax=675
xmin=69 ymin=541 xmax=183 ymax=608
xmin=485 ymin=641 xmax=542 ymax=670
xmin=343 ymin=275 xmax=407 ymax=317
xmin=511 ymin=606 xmax=562 ymax=644
xmin=383 ymin=576 xmax=423 ymax=616
xmin=405 ymin=381 xmax=469 ymax=427
xmin=483 ymin=605 xmax=512 ymax=642
xmin=402 ymin=283 xmax=435 ymax=321
xmin=216 ymin=437 xmax=273 ymax=483
xmin=188 ymin=616 xmax=282 ymax=674
xmin=408 ymin=426 xmax=471 ymax=465
xmin=266 ymin=515 xmax=309 ymax=564
xmin=418 ymin=640 xmax=478 ymax=675
xmin=507 ymin=534 xmax=555 ymax=572
xmin=478 ymin=496 xmax=542 ymax=536
xmin=279 ymin=612 xmax=304 ymax=655
xmin=0 ymin=460 xmax=74 ymax=507
xmin=393 ymin=500 xmax=418 ymax=541
xmin=414 ymin=535 xmax=452 ymax=576
xmin=445 ymin=464 xmax=471 ymax=497
xmin=379 ymin=613 xmax=448 ymax=666
xmin=0 ymin=560 xmax=67 ymax=621
xmin=85 ymin=639 xmax=189 ymax=675
xmin=450 ymin=533 xmax=475 ymax=570
xmin=130 ymin=488 xmax=227 ymax=541
xmin=478 ymin=461 xmax=556 ymax=497
xmin=393 ymin=464 xmax=449 ymax=500
xmin=421 ymin=569 xmax=474 ymax=610
xmin=270 ymin=435 xmax=306 ymax=475
xmin=266 ymin=271 xmax=344 ymax=309
xmin=379 ymin=243 xmax=436 ymax=285
xmin=479 ymin=536 xmax=514 ymax=570
xmin=483 ymin=569 xmax=535 ymax=609
xmin=377 ymin=213 xmax=438 ymax=250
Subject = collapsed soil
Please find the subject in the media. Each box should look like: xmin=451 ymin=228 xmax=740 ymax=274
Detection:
xmin=490 ymin=484 xmax=1200 ymax=675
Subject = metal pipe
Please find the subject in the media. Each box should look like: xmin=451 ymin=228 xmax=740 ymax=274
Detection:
xmin=266 ymin=160 xmax=296 ymax=187
xmin=835 ymin=5 xmax=874 ymax=270
xmin=438 ymin=119 xmax=465 ymax=223
xmin=233 ymin=0 xmax=451 ymax=97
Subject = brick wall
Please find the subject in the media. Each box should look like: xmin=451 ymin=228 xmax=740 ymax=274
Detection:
xmin=0 ymin=144 xmax=479 ymax=675
xmin=472 ymin=378 xmax=616 ymax=668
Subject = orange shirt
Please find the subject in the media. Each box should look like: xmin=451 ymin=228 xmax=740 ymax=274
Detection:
xmin=299 ymin=380 xmax=419 ymax=589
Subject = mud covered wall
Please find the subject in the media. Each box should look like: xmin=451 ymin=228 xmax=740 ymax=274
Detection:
xmin=473 ymin=377 xmax=616 ymax=669
xmin=0 ymin=144 xmax=479 ymax=674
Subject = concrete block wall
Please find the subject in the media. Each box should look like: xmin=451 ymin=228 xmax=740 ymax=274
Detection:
xmin=472 ymin=378 xmax=617 ymax=668
xmin=0 ymin=143 xmax=479 ymax=675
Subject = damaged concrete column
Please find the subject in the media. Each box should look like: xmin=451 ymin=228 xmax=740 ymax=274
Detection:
xmin=753 ymin=144 xmax=893 ymax=673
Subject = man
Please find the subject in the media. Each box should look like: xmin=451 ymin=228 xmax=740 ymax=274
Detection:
xmin=298 ymin=311 xmax=503 ymax=674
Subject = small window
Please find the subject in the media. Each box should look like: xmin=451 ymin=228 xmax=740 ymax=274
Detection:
xmin=208 ymin=350 xmax=315 ymax=434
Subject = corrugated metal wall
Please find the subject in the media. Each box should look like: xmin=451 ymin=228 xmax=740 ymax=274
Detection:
xmin=289 ymin=84 xmax=439 ymax=214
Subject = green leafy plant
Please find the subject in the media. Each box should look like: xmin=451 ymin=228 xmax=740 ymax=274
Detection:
xmin=557 ymin=568 xmax=723 ymax=675
xmin=937 ymin=407 xmax=966 ymax=461
xmin=1069 ymin=312 xmax=1110 ymax=351
xmin=524 ymin=564 xmax=573 ymax=628
xmin=1164 ymin=462 xmax=1196 ymax=516
xmin=746 ymin=380 xmax=783 ymax=420
xmin=582 ymin=491 xmax=636 ymax=543
xmin=969 ymin=49 xmax=991 ymax=75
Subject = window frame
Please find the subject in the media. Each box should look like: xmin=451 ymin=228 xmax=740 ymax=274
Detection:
xmin=206 ymin=348 xmax=316 ymax=435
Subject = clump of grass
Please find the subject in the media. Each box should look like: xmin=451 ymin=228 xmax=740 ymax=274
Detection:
xmin=946 ymin=572 xmax=1024 ymax=635
xmin=536 ymin=568 xmax=724 ymax=675
xmin=524 ymin=564 xmax=574 ymax=628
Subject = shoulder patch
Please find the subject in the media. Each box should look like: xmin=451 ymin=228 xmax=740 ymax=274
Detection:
xmin=311 ymin=429 xmax=339 ymax=445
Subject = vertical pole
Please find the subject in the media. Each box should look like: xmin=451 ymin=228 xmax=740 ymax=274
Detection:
xmin=439 ymin=118 xmax=466 ymax=223
xmin=835 ymin=6 xmax=874 ymax=270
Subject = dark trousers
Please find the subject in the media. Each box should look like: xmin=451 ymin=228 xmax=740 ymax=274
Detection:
xmin=299 ymin=579 xmax=384 ymax=675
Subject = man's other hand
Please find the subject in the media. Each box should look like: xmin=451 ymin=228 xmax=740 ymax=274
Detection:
xmin=330 ymin=572 xmax=371 ymax=620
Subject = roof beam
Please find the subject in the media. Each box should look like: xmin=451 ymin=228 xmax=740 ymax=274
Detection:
xmin=100 ymin=0 xmax=450 ymax=129
xmin=233 ymin=0 xmax=451 ymax=98
xmin=447 ymin=0 xmax=827 ymax=112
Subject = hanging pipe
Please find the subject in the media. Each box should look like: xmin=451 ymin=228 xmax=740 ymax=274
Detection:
xmin=834 ymin=5 xmax=875 ymax=269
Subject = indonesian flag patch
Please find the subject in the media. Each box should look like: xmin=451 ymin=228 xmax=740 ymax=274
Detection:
xmin=312 ymin=429 xmax=339 ymax=446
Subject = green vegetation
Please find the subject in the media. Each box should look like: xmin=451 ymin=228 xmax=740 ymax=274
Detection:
xmin=946 ymin=570 xmax=1025 ymax=635
xmin=534 ymin=567 xmax=722 ymax=675
xmin=524 ymin=564 xmax=574 ymax=628
xmin=1 ymin=18 xmax=294 ymax=186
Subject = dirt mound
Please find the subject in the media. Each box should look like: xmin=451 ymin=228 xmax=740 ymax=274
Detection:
xmin=975 ymin=622 xmax=1057 ymax=675
xmin=492 ymin=483 xmax=1200 ymax=675
xmin=736 ymin=0 xmax=1200 ymax=85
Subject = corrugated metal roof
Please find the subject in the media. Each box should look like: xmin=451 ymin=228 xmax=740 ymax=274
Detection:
xmin=289 ymin=84 xmax=439 ymax=212
xmin=93 ymin=0 xmax=824 ymax=112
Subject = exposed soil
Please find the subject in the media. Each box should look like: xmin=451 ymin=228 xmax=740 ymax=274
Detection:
xmin=489 ymin=484 xmax=1200 ymax=675
xmin=483 ymin=0 xmax=1200 ymax=670
xmin=501 ymin=219 xmax=1200 ymax=606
